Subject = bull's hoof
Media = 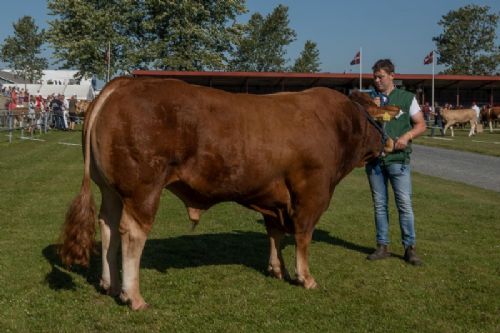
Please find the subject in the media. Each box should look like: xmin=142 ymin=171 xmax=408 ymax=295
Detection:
xmin=119 ymin=291 xmax=149 ymax=311
xmin=303 ymin=279 xmax=318 ymax=289
xmin=99 ymin=279 xmax=120 ymax=297
xmin=267 ymin=265 xmax=290 ymax=281
xmin=130 ymin=301 xmax=150 ymax=311
xmin=296 ymin=276 xmax=318 ymax=289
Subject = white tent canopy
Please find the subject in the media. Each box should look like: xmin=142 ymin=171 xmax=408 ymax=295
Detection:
xmin=63 ymin=85 xmax=95 ymax=100
xmin=2 ymin=83 xmax=95 ymax=100
xmin=40 ymin=70 xmax=93 ymax=85
xmin=2 ymin=83 xmax=41 ymax=95
xmin=37 ymin=85 xmax=65 ymax=98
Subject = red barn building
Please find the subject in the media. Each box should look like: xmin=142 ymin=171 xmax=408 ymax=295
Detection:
xmin=133 ymin=70 xmax=500 ymax=107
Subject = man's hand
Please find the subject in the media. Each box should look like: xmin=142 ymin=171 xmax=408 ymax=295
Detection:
xmin=394 ymin=135 xmax=410 ymax=150
xmin=373 ymin=97 xmax=381 ymax=107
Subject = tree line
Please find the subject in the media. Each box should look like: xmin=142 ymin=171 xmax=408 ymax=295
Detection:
xmin=1 ymin=1 xmax=498 ymax=84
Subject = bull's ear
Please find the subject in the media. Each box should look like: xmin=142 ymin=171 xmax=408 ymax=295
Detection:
xmin=349 ymin=90 xmax=377 ymax=107
xmin=367 ymin=105 xmax=400 ymax=121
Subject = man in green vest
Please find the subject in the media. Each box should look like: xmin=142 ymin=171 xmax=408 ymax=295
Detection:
xmin=365 ymin=59 xmax=427 ymax=265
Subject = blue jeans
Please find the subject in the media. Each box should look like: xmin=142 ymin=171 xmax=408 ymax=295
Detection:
xmin=365 ymin=161 xmax=416 ymax=248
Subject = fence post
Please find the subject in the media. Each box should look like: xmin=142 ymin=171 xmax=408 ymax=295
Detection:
xmin=8 ymin=111 xmax=13 ymax=143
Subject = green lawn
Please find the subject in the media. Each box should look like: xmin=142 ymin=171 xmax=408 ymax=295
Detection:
xmin=1 ymin=129 xmax=499 ymax=332
xmin=415 ymin=126 xmax=500 ymax=157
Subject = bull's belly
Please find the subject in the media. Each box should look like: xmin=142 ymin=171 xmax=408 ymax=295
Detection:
xmin=166 ymin=177 xmax=292 ymax=215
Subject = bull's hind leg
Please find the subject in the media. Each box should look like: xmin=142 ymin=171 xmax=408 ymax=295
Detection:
xmin=119 ymin=188 xmax=162 ymax=310
xmin=263 ymin=215 xmax=289 ymax=280
xmin=98 ymin=186 xmax=122 ymax=297
xmin=119 ymin=208 xmax=149 ymax=310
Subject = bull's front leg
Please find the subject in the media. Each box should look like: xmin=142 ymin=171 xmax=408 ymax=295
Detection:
xmin=264 ymin=216 xmax=289 ymax=280
xmin=468 ymin=122 xmax=475 ymax=136
xmin=294 ymin=231 xmax=317 ymax=289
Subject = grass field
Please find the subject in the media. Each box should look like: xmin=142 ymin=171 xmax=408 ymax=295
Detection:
xmin=414 ymin=126 xmax=500 ymax=157
xmin=1 ymin=129 xmax=499 ymax=332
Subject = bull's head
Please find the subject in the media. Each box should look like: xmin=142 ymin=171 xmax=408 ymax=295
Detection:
xmin=349 ymin=90 xmax=401 ymax=121
xmin=349 ymin=91 xmax=397 ymax=158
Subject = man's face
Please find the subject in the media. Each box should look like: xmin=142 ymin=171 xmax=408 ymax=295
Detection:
xmin=373 ymin=69 xmax=394 ymax=94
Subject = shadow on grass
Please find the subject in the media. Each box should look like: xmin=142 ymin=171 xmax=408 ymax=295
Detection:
xmin=312 ymin=229 xmax=374 ymax=254
xmin=42 ymin=244 xmax=102 ymax=292
xmin=42 ymin=227 xmax=374 ymax=291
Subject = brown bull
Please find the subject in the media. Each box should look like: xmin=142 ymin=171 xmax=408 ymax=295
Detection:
xmin=60 ymin=77 xmax=396 ymax=310
xmin=75 ymin=100 xmax=92 ymax=115
xmin=483 ymin=106 xmax=500 ymax=133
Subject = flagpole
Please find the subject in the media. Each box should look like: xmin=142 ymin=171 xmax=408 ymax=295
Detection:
xmin=359 ymin=47 xmax=362 ymax=89
xmin=431 ymin=50 xmax=435 ymax=114
xmin=107 ymin=41 xmax=111 ymax=83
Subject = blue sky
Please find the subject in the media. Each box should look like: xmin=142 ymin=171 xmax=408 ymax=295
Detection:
xmin=0 ymin=0 xmax=499 ymax=74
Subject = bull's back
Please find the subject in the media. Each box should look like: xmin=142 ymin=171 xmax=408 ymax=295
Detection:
xmin=442 ymin=109 xmax=476 ymax=121
xmin=91 ymin=78 xmax=352 ymax=198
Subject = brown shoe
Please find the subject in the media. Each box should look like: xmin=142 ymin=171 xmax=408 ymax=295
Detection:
xmin=367 ymin=244 xmax=390 ymax=260
xmin=404 ymin=245 xmax=422 ymax=266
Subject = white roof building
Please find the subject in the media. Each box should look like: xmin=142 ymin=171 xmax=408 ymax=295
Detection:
xmin=1 ymin=69 xmax=95 ymax=100
xmin=39 ymin=70 xmax=93 ymax=85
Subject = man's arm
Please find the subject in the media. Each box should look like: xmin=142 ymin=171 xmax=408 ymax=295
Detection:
xmin=394 ymin=98 xmax=427 ymax=150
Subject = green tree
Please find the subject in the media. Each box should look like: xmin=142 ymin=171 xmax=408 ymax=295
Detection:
xmin=46 ymin=0 xmax=246 ymax=80
xmin=134 ymin=0 xmax=246 ymax=71
xmin=47 ymin=0 xmax=131 ymax=81
xmin=230 ymin=4 xmax=297 ymax=71
xmin=0 ymin=16 xmax=48 ymax=83
xmin=433 ymin=5 xmax=499 ymax=75
xmin=291 ymin=40 xmax=321 ymax=72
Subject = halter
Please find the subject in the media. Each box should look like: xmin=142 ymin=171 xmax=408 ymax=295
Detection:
xmin=353 ymin=101 xmax=390 ymax=150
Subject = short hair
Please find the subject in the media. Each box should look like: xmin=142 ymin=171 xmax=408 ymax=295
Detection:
xmin=372 ymin=59 xmax=395 ymax=74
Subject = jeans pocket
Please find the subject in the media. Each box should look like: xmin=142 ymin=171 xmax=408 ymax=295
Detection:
xmin=401 ymin=164 xmax=411 ymax=173
xmin=387 ymin=163 xmax=409 ymax=176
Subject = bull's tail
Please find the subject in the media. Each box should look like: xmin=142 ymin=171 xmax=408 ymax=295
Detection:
xmin=59 ymin=80 xmax=118 ymax=267
xmin=59 ymin=176 xmax=97 ymax=267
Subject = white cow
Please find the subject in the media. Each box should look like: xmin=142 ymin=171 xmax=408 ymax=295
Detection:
xmin=441 ymin=108 xmax=477 ymax=137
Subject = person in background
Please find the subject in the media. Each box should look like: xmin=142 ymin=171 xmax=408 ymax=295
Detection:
xmin=430 ymin=102 xmax=444 ymax=137
xmin=27 ymin=96 xmax=36 ymax=135
xmin=471 ymin=101 xmax=480 ymax=121
xmin=50 ymin=94 xmax=63 ymax=129
xmin=9 ymin=87 xmax=17 ymax=111
xmin=422 ymin=102 xmax=431 ymax=123
xmin=61 ymin=95 xmax=69 ymax=130
xmin=365 ymin=59 xmax=427 ymax=266
xmin=68 ymin=95 xmax=77 ymax=130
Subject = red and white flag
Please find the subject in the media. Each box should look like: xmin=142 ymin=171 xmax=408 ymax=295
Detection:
xmin=424 ymin=51 xmax=433 ymax=65
xmin=350 ymin=51 xmax=361 ymax=65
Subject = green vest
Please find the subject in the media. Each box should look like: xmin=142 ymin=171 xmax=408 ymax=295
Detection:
xmin=381 ymin=88 xmax=415 ymax=165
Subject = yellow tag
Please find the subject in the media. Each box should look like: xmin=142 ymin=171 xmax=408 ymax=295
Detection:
xmin=383 ymin=112 xmax=391 ymax=122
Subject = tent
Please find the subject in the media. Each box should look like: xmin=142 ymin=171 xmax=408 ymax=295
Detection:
xmin=2 ymin=83 xmax=42 ymax=95
xmin=64 ymin=84 xmax=95 ymax=100
xmin=37 ymin=84 xmax=65 ymax=98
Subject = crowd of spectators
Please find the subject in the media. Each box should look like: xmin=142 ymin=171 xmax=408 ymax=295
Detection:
xmin=1 ymin=86 xmax=81 ymax=132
